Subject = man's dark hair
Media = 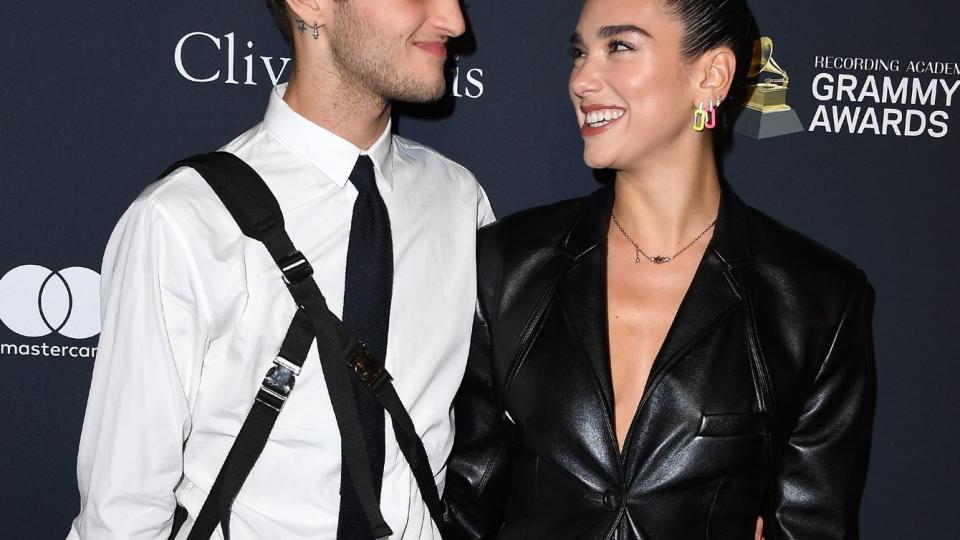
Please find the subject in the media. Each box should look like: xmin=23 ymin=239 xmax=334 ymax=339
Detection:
xmin=664 ymin=0 xmax=760 ymax=137
xmin=266 ymin=0 xmax=293 ymax=46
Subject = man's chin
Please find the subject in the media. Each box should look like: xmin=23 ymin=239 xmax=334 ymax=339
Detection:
xmin=392 ymin=75 xmax=447 ymax=104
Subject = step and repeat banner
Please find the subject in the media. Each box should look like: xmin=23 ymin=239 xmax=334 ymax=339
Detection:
xmin=2 ymin=1 xmax=957 ymax=538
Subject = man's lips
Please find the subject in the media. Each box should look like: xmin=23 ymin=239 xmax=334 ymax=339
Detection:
xmin=415 ymin=42 xmax=447 ymax=58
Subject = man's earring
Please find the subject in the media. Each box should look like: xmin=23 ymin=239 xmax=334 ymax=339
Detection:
xmin=693 ymin=101 xmax=707 ymax=132
xmin=296 ymin=18 xmax=320 ymax=40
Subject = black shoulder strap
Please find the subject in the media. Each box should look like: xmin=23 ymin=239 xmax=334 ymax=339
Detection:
xmin=162 ymin=152 xmax=442 ymax=538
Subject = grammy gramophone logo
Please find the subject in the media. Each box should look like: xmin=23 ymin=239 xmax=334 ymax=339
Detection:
xmin=734 ymin=37 xmax=805 ymax=139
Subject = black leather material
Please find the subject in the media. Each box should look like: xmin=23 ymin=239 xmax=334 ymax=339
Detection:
xmin=442 ymin=181 xmax=876 ymax=540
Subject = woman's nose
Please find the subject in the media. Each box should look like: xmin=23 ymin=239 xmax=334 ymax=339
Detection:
xmin=570 ymin=59 xmax=603 ymax=99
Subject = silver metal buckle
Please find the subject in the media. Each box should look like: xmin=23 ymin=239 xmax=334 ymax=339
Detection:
xmin=256 ymin=356 xmax=301 ymax=411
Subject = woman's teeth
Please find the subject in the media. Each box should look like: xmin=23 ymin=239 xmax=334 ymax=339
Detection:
xmin=585 ymin=109 xmax=625 ymax=127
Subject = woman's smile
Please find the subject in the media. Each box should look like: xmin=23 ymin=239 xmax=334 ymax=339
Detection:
xmin=580 ymin=104 xmax=627 ymax=136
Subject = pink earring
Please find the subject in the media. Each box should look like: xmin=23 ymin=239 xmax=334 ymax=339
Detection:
xmin=705 ymin=98 xmax=717 ymax=130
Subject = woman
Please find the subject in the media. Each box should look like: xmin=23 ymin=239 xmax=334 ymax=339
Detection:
xmin=442 ymin=0 xmax=876 ymax=538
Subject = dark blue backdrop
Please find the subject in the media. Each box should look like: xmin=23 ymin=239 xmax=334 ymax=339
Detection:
xmin=2 ymin=1 xmax=958 ymax=538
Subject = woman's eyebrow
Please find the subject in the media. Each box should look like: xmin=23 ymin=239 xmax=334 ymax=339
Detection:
xmin=571 ymin=24 xmax=650 ymax=46
xmin=597 ymin=24 xmax=651 ymax=39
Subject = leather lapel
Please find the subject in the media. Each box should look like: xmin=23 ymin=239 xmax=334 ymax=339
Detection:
xmin=637 ymin=179 xmax=753 ymax=414
xmin=642 ymin=249 xmax=742 ymax=394
xmin=556 ymin=186 xmax=616 ymax=413
xmin=557 ymin=241 xmax=615 ymax=412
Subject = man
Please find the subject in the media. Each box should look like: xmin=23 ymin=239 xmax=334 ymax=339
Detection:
xmin=69 ymin=0 xmax=492 ymax=537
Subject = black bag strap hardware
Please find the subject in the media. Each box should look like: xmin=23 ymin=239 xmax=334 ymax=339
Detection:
xmin=348 ymin=341 xmax=393 ymax=393
xmin=277 ymin=250 xmax=314 ymax=285
xmin=160 ymin=152 xmax=443 ymax=539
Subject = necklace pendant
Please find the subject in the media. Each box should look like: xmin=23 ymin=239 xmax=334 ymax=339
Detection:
xmin=634 ymin=249 xmax=642 ymax=264
xmin=651 ymin=255 xmax=672 ymax=264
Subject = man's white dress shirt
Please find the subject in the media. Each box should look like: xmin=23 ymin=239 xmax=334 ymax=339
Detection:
xmin=69 ymin=85 xmax=494 ymax=539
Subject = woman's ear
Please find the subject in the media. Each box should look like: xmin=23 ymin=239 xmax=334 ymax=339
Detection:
xmin=695 ymin=46 xmax=737 ymax=100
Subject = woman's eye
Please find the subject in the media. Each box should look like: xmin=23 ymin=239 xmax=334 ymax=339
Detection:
xmin=609 ymin=40 xmax=635 ymax=53
xmin=570 ymin=46 xmax=586 ymax=60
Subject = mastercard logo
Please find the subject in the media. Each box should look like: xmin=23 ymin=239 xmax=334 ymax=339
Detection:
xmin=0 ymin=265 xmax=101 ymax=340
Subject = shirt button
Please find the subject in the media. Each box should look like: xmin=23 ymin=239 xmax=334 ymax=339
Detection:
xmin=603 ymin=488 xmax=621 ymax=510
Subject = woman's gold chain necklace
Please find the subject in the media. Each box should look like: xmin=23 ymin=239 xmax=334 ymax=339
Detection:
xmin=611 ymin=212 xmax=717 ymax=264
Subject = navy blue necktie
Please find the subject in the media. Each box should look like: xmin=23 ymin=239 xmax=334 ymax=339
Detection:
xmin=338 ymin=155 xmax=392 ymax=539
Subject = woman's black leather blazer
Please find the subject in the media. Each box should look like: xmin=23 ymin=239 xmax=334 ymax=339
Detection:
xmin=442 ymin=182 xmax=876 ymax=540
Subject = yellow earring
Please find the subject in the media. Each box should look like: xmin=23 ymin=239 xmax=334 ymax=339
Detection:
xmin=692 ymin=101 xmax=707 ymax=132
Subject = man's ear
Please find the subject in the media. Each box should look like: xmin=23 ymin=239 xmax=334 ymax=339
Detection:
xmin=285 ymin=0 xmax=330 ymax=35
xmin=694 ymin=46 xmax=736 ymax=101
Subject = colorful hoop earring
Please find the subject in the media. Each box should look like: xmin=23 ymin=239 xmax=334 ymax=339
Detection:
xmin=692 ymin=101 xmax=707 ymax=132
xmin=705 ymin=98 xmax=717 ymax=130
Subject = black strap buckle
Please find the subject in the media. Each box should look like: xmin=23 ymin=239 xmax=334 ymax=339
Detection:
xmin=278 ymin=250 xmax=314 ymax=285
xmin=256 ymin=356 xmax=301 ymax=411
xmin=347 ymin=341 xmax=392 ymax=394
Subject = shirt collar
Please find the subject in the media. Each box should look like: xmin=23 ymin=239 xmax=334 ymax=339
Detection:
xmin=262 ymin=83 xmax=394 ymax=191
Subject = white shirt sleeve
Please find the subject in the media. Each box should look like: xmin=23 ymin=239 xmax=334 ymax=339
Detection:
xmin=476 ymin=182 xmax=496 ymax=229
xmin=69 ymin=197 xmax=210 ymax=539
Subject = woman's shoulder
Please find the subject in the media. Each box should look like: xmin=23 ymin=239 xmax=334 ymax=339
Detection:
xmin=474 ymin=190 xmax=607 ymax=298
xmin=740 ymin=202 xmax=870 ymax=310
xmin=478 ymin=191 xmax=596 ymax=259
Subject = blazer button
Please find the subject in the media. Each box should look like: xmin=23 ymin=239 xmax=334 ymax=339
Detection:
xmin=602 ymin=488 xmax=621 ymax=511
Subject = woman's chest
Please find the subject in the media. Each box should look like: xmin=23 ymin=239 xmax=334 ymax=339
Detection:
xmin=502 ymin=298 xmax=771 ymax=482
